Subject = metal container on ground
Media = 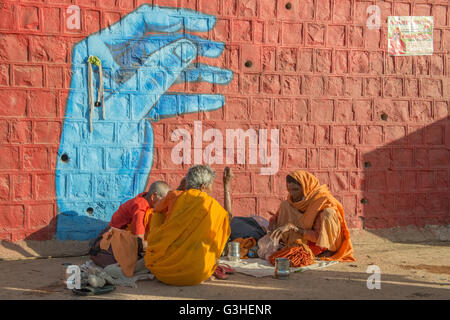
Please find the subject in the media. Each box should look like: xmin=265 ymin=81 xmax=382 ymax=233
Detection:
xmin=227 ymin=241 xmax=241 ymax=262
xmin=275 ymin=258 xmax=290 ymax=279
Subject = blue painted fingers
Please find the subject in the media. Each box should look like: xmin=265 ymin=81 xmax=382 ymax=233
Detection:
xmin=55 ymin=5 xmax=233 ymax=240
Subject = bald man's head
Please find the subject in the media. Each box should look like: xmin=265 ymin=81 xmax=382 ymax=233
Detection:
xmin=148 ymin=180 xmax=170 ymax=198
xmin=146 ymin=180 xmax=170 ymax=207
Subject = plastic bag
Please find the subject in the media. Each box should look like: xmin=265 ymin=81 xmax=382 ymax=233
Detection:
xmin=257 ymin=234 xmax=282 ymax=260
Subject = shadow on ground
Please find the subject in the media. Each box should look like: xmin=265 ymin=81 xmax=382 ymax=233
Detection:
xmin=1 ymin=264 xmax=448 ymax=300
xmin=0 ymin=215 xmax=104 ymax=259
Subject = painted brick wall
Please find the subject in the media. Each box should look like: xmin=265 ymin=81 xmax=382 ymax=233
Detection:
xmin=0 ymin=0 xmax=448 ymax=241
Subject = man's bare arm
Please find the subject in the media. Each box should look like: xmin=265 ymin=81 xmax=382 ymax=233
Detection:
xmin=223 ymin=167 xmax=233 ymax=220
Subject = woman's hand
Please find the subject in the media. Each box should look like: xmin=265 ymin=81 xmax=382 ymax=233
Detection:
xmin=270 ymin=223 xmax=305 ymax=245
xmin=270 ymin=223 xmax=302 ymax=243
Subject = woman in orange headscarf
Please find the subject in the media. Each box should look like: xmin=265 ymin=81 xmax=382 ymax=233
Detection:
xmin=269 ymin=170 xmax=355 ymax=262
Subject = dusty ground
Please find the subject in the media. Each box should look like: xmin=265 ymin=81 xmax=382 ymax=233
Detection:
xmin=0 ymin=230 xmax=449 ymax=300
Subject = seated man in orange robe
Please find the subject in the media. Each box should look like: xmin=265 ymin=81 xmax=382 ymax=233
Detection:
xmin=269 ymin=170 xmax=355 ymax=262
xmin=145 ymin=165 xmax=232 ymax=286
xmin=89 ymin=180 xmax=170 ymax=269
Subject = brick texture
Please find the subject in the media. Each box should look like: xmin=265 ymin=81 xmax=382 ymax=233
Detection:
xmin=0 ymin=0 xmax=448 ymax=240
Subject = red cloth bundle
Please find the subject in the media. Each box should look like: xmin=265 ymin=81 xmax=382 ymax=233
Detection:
xmin=269 ymin=243 xmax=315 ymax=268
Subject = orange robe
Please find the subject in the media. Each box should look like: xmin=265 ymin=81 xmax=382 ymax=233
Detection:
xmin=145 ymin=189 xmax=230 ymax=286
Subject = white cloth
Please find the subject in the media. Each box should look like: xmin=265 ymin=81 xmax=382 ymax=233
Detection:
xmin=218 ymin=258 xmax=339 ymax=278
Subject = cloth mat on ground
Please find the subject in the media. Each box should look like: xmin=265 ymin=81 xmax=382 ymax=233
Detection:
xmin=218 ymin=258 xmax=339 ymax=278
xmin=79 ymin=258 xmax=154 ymax=288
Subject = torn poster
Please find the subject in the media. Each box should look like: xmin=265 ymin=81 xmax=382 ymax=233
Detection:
xmin=387 ymin=16 xmax=433 ymax=56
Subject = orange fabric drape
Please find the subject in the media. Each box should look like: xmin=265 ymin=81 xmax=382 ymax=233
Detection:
xmin=307 ymin=241 xmax=327 ymax=256
xmin=286 ymin=170 xmax=355 ymax=262
xmin=99 ymin=228 xmax=139 ymax=277
xmin=143 ymin=208 xmax=153 ymax=240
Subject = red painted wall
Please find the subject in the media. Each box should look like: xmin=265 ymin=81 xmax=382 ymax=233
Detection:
xmin=0 ymin=0 xmax=448 ymax=241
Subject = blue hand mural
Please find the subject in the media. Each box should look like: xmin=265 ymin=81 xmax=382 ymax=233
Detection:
xmin=55 ymin=5 xmax=233 ymax=240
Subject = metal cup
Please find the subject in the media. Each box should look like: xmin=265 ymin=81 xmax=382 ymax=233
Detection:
xmin=227 ymin=241 xmax=241 ymax=262
xmin=275 ymin=258 xmax=290 ymax=279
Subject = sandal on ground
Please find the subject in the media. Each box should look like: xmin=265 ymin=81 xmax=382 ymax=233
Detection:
xmin=72 ymin=284 xmax=116 ymax=296
xmin=217 ymin=264 xmax=235 ymax=274
xmin=213 ymin=267 xmax=228 ymax=280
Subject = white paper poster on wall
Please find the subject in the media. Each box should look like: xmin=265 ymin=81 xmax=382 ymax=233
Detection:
xmin=387 ymin=16 xmax=433 ymax=56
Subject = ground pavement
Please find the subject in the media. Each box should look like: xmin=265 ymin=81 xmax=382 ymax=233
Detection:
xmin=0 ymin=230 xmax=449 ymax=300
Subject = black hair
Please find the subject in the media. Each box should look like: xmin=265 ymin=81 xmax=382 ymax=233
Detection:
xmin=286 ymin=175 xmax=301 ymax=186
